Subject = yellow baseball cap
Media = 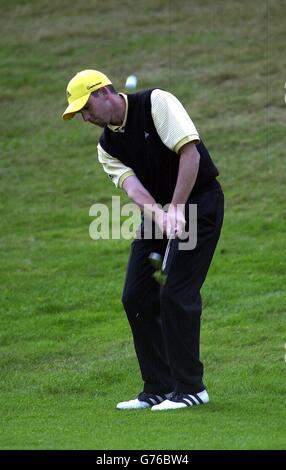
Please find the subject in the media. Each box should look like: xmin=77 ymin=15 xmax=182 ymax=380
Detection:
xmin=62 ymin=69 xmax=112 ymax=120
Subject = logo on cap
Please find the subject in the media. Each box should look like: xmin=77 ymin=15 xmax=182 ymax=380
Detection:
xmin=87 ymin=82 xmax=102 ymax=90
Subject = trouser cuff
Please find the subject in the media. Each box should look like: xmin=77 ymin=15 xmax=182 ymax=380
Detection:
xmin=175 ymin=381 xmax=205 ymax=394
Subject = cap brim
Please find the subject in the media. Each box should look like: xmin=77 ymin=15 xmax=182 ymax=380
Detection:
xmin=62 ymin=94 xmax=90 ymax=121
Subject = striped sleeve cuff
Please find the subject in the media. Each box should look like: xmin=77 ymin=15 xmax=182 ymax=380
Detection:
xmin=174 ymin=135 xmax=200 ymax=154
xmin=118 ymin=170 xmax=136 ymax=189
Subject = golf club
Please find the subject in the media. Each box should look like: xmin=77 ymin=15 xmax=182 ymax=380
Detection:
xmin=148 ymin=230 xmax=175 ymax=285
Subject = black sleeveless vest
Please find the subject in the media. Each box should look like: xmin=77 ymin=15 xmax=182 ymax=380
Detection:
xmin=99 ymin=89 xmax=219 ymax=206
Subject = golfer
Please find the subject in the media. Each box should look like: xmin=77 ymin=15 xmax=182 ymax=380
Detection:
xmin=62 ymin=70 xmax=224 ymax=411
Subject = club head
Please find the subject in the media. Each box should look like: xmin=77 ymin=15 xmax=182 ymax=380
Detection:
xmin=148 ymin=252 xmax=162 ymax=271
xmin=152 ymin=270 xmax=167 ymax=285
xmin=149 ymin=252 xmax=167 ymax=285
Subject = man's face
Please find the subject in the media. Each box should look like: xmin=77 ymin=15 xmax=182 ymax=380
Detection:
xmin=80 ymin=89 xmax=112 ymax=127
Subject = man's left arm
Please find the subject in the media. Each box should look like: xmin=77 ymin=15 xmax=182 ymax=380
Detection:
xmin=172 ymin=142 xmax=200 ymax=205
xmin=151 ymin=89 xmax=201 ymax=237
xmin=168 ymin=142 xmax=200 ymax=237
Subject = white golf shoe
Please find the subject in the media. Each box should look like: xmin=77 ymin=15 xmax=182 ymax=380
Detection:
xmin=151 ymin=390 xmax=209 ymax=411
xmin=116 ymin=392 xmax=172 ymax=410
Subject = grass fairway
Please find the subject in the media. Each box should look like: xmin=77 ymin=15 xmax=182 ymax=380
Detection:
xmin=0 ymin=0 xmax=285 ymax=450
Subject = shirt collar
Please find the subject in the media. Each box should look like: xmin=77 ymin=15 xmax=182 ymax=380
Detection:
xmin=108 ymin=93 xmax=128 ymax=133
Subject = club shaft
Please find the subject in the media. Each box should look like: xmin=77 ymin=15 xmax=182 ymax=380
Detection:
xmin=162 ymin=231 xmax=175 ymax=272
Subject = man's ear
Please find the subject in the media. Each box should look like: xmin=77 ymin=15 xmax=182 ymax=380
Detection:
xmin=98 ymin=86 xmax=110 ymax=99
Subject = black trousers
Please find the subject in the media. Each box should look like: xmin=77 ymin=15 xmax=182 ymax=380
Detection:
xmin=121 ymin=181 xmax=224 ymax=395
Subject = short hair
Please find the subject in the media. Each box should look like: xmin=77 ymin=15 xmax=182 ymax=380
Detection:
xmin=92 ymin=85 xmax=117 ymax=96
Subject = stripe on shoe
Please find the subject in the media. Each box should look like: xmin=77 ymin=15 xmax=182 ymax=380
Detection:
xmin=138 ymin=393 xmax=165 ymax=406
xmin=194 ymin=393 xmax=204 ymax=404
xmin=182 ymin=396 xmax=196 ymax=406
xmin=177 ymin=393 xmax=205 ymax=407
xmin=156 ymin=395 xmax=165 ymax=403
xmin=149 ymin=398 xmax=157 ymax=406
xmin=140 ymin=396 xmax=155 ymax=406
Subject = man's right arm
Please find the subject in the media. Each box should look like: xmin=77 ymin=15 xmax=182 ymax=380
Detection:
xmin=122 ymin=175 xmax=166 ymax=233
xmin=97 ymin=143 xmax=135 ymax=189
xmin=97 ymin=144 xmax=166 ymax=233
